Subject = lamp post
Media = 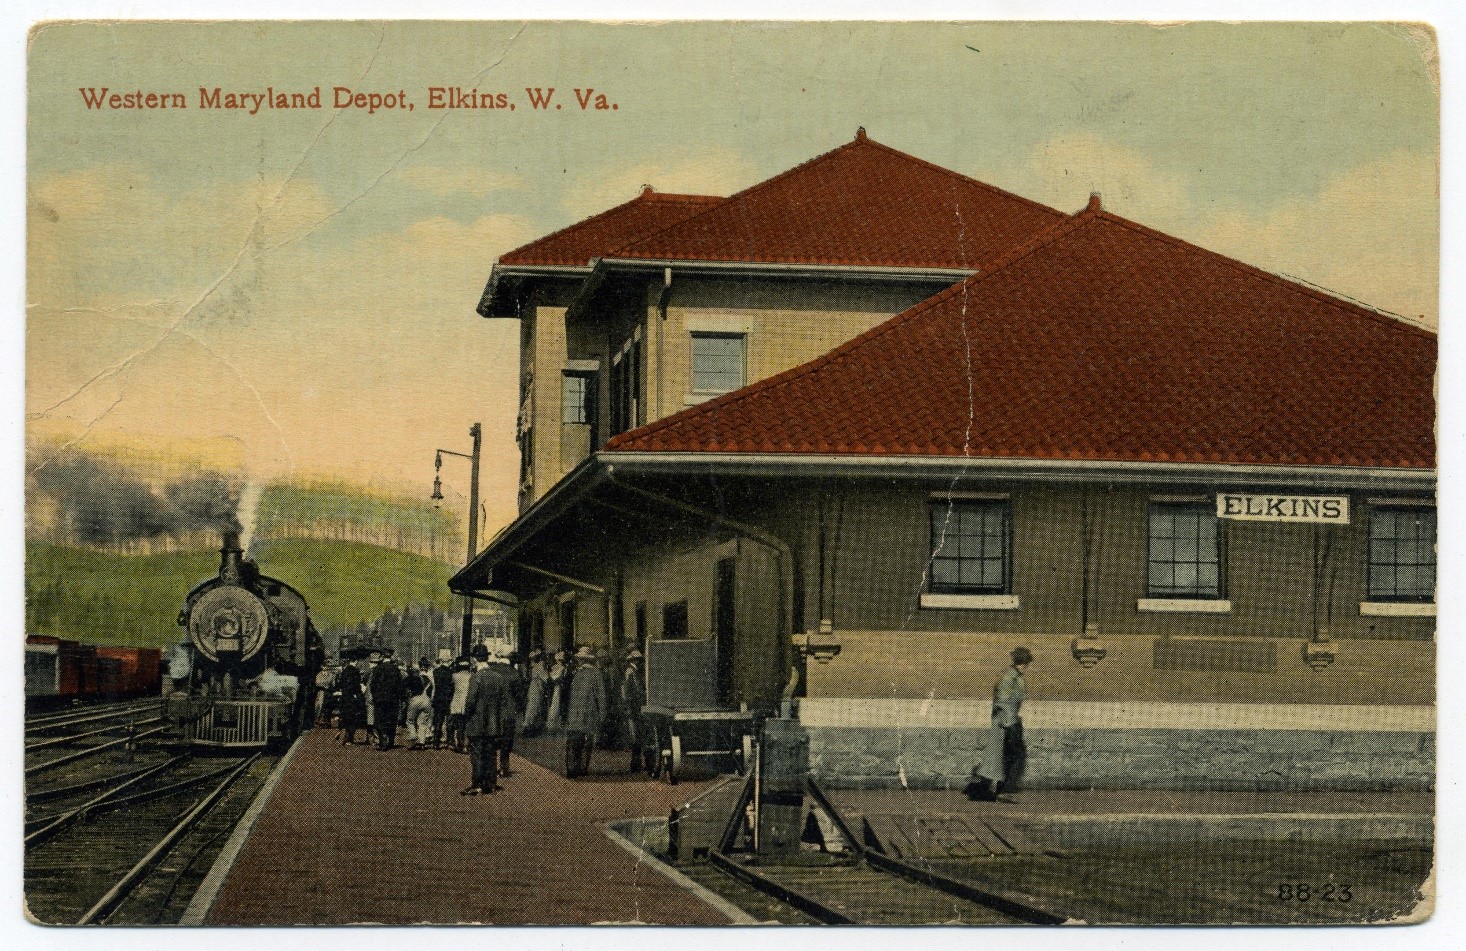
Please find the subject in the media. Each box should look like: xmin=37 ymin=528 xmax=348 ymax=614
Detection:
xmin=433 ymin=422 xmax=482 ymax=657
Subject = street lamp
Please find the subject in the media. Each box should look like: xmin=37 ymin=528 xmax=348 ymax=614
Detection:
xmin=433 ymin=422 xmax=482 ymax=657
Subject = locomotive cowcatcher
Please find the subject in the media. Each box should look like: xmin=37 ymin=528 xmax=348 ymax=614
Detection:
xmin=168 ymin=531 xmax=324 ymax=748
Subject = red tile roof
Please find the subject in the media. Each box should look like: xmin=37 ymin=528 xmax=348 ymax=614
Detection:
xmin=610 ymin=129 xmax=1066 ymax=270
xmin=497 ymin=188 xmax=723 ymax=267
xmin=606 ymin=201 xmax=1436 ymax=470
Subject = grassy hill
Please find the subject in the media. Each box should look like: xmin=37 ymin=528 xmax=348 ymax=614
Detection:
xmin=25 ymin=539 xmax=457 ymax=649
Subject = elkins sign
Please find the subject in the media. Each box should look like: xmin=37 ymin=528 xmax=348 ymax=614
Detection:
xmin=1216 ymin=494 xmax=1350 ymax=524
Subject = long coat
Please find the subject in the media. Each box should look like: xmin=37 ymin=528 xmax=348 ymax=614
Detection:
xmin=335 ymin=663 xmax=366 ymax=729
xmin=977 ymin=666 xmax=1027 ymax=784
xmin=463 ymin=664 xmax=517 ymax=740
xmin=564 ymin=661 xmax=607 ymax=735
xmin=369 ymin=661 xmax=404 ymax=707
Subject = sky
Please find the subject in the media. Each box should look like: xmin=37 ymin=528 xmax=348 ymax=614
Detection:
xmin=24 ymin=19 xmax=1440 ymax=537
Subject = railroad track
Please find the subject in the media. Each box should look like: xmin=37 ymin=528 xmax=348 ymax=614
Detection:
xmin=26 ymin=697 xmax=163 ymax=735
xmin=700 ymin=779 xmax=1066 ymax=925
xmin=25 ymin=699 xmax=171 ymax=778
xmin=25 ymin=749 xmax=281 ymax=925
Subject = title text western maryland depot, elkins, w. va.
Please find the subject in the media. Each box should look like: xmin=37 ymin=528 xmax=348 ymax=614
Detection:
xmin=78 ymin=85 xmax=618 ymax=115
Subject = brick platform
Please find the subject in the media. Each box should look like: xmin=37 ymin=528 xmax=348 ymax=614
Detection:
xmin=204 ymin=730 xmax=728 ymax=925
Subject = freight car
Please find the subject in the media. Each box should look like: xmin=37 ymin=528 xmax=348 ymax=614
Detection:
xmin=167 ymin=531 xmax=324 ymax=748
xmin=25 ymin=636 xmax=163 ymax=710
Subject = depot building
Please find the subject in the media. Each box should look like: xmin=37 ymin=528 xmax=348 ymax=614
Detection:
xmin=452 ymin=132 xmax=1436 ymax=791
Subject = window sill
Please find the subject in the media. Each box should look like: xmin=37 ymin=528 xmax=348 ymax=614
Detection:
xmin=920 ymin=593 xmax=1019 ymax=611
xmin=1137 ymin=598 xmax=1232 ymax=614
xmin=1359 ymin=601 xmax=1435 ymax=617
xmin=683 ymin=391 xmax=734 ymax=406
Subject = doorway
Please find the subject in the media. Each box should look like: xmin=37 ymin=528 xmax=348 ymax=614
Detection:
xmin=714 ymin=557 xmax=736 ymax=705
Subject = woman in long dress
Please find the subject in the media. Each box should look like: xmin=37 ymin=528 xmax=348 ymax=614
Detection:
xmin=522 ymin=649 xmax=549 ymax=735
xmin=967 ymin=647 xmax=1032 ymax=802
xmin=544 ymin=650 xmax=568 ymax=731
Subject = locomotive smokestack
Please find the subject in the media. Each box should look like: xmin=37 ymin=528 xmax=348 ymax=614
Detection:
xmin=219 ymin=530 xmax=244 ymax=583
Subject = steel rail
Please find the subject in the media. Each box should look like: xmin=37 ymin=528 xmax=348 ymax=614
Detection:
xmin=863 ymin=850 xmax=1066 ymax=925
xmin=25 ymin=699 xmax=151 ymax=727
xmin=24 ymin=725 xmax=170 ymax=776
xmin=707 ymin=850 xmax=856 ymax=924
xmin=27 ymin=759 xmax=172 ymax=805
xmin=25 ymin=753 xmax=190 ymax=847
xmin=26 ymin=717 xmax=165 ymax=752
xmin=99 ymin=759 xmax=247 ymax=813
xmin=76 ymin=753 xmax=260 ymax=926
xmin=26 ymin=701 xmax=163 ymax=735
xmin=27 ymin=758 xmax=239 ymax=834
xmin=803 ymin=777 xmax=1065 ymax=925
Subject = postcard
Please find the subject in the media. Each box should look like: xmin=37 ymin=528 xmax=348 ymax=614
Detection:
xmin=23 ymin=18 xmax=1437 ymax=927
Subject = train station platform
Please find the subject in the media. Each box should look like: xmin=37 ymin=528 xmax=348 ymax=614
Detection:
xmin=190 ymin=727 xmax=1433 ymax=925
xmin=826 ymin=787 xmax=1433 ymax=859
xmin=195 ymin=729 xmax=732 ymax=925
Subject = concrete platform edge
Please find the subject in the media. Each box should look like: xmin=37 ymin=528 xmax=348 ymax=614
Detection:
xmin=602 ymin=820 xmax=759 ymax=924
xmin=179 ymin=734 xmax=307 ymax=925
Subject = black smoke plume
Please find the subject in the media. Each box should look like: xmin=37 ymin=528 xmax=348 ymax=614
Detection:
xmin=31 ymin=452 xmax=241 ymax=546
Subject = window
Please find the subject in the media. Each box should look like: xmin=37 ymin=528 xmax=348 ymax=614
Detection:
xmin=610 ymin=334 xmax=642 ymax=435
xmin=1147 ymin=502 xmax=1223 ymax=599
xmin=691 ymin=332 xmax=745 ymax=393
xmin=1369 ymin=507 xmax=1436 ymax=602
xmin=662 ymin=600 xmax=689 ymax=640
xmin=561 ymin=372 xmax=594 ymax=424
xmin=929 ymin=499 xmax=1010 ymax=594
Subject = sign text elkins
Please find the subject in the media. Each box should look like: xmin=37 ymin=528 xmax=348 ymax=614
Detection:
xmin=1216 ymin=494 xmax=1349 ymax=524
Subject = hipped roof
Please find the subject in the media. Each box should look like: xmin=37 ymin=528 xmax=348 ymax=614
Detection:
xmin=605 ymin=199 xmax=1436 ymax=471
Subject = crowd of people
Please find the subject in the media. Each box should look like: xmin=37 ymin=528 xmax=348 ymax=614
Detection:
xmin=315 ymin=642 xmax=653 ymax=792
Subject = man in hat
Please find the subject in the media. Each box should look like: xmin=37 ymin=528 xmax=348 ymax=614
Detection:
xmin=446 ymin=655 xmax=472 ymax=752
xmin=335 ymin=656 xmax=366 ymax=745
xmin=967 ymin=647 xmax=1033 ymax=802
xmin=621 ymin=649 xmax=651 ymax=774
xmin=489 ymin=647 xmax=524 ymax=778
xmin=404 ymin=658 xmax=434 ymax=750
xmin=462 ymin=643 xmax=516 ymax=795
xmin=564 ymin=645 xmax=607 ymax=778
xmin=368 ymin=649 xmax=405 ymax=751
xmin=430 ymin=652 xmax=456 ymax=749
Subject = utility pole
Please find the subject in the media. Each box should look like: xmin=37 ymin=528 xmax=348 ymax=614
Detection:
xmin=433 ymin=422 xmax=482 ymax=658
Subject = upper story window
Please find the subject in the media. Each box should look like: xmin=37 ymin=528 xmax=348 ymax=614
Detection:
xmin=610 ymin=332 xmax=643 ymax=436
xmin=929 ymin=498 xmax=1011 ymax=595
xmin=1147 ymin=502 xmax=1223 ymax=599
xmin=691 ymin=332 xmax=745 ymax=393
xmin=562 ymin=371 xmax=596 ymax=425
xmin=1368 ymin=506 xmax=1436 ymax=603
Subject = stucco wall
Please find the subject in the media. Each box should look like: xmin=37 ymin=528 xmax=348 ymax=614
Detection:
xmin=652 ymin=276 xmax=954 ymax=419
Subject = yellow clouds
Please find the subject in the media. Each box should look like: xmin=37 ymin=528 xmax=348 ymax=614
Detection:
xmin=560 ymin=149 xmax=758 ymax=217
xmin=395 ymin=165 xmax=529 ymax=198
xmin=27 ymin=161 xmax=536 ymax=493
xmin=992 ymin=135 xmax=1438 ymax=327
xmin=1197 ymin=151 xmax=1438 ymax=326
xmin=28 ymin=166 xmax=335 ymax=311
xmin=997 ymin=132 xmax=1192 ymax=221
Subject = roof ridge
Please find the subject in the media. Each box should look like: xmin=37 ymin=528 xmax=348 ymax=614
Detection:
xmin=606 ymin=203 xmax=1105 ymax=450
xmin=639 ymin=192 xmax=723 ymax=204
xmin=608 ymin=136 xmax=872 ymax=257
xmin=611 ymin=132 xmax=1066 ymax=260
xmin=857 ymin=136 xmax=1067 ymax=221
xmin=499 ymin=190 xmax=725 ymax=264
xmin=1092 ymin=210 xmax=1437 ymax=340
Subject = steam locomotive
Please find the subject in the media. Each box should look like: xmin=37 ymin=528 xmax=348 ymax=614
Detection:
xmin=168 ymin=531 xmax=324 ymax=747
